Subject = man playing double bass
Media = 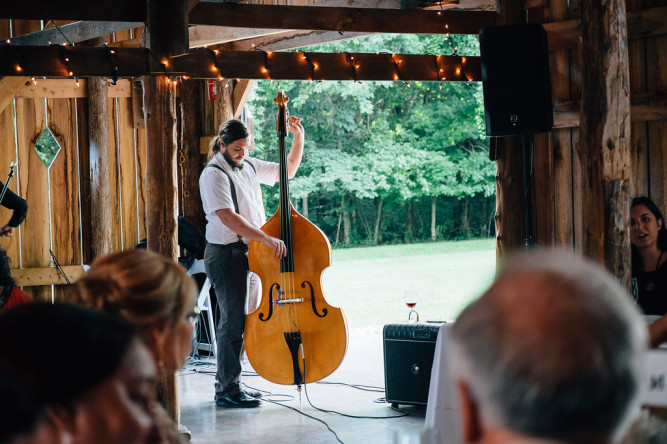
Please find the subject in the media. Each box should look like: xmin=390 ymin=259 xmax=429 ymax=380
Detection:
xmin=199 ymin=116 xmax=305 ymax=409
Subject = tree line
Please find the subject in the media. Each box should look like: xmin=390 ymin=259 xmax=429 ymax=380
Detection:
xmin=247 ymin=33 xmax=495 ymax=247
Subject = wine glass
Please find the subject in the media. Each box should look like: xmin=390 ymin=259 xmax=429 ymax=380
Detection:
xmin=405 ymin=291 xmax=419 ymax=321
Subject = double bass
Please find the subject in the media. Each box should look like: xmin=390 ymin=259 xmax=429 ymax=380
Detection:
xmin=244 ymin=92 xmax=348 ymax=385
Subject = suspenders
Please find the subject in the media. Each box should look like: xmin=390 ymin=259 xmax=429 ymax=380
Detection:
xmin=205 ymin=160 xmax=257 ymax=243
xmin=205 ymin=160 xmax=256 ymax=214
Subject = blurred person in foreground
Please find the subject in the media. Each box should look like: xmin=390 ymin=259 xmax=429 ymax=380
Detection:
xmin=0 ymin=249 xmax=32 ymax=312
xmin=449 ymin=250 xmax=647 ymax=444
xmin=0 ymin=303 xmax=165 ymax=444
xmin=70 ymin=249 xmax=198 ymax=443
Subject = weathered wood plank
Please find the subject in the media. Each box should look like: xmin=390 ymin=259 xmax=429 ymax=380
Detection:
xmin=189 ymin=26 xmax=284 ymax=49
xmin=0 ymin=46 xmax=482 ymax=81
xmin=15 ymin=97 xmax=51 ymax=302
xmin=179 ymin=79 xmax=205 ymax=235
xmin=627 ymin=0 xmax=648 ymax=199
xmin=88 ymin=77 xmax=114 ymax=258
xmin=578 ymin=0 xmax=632 ymax=281
xmin=221 ymin=29 xmax=370 ymax=52
xmin=553 ymin=93 xmax=667 ymax=128
xmin=16 ymin=79 xmax=131 ymax=99
xmin=47 ymin=97 xmax=82 ymax=302
xmin=189 ymin=3 xmax=498 ymax=35
xmin=647 ymin=22 xmax=667 ymax=209
xmin=8 ymin=21 xmax=141 ymax=46
xmin=136 ymin=126 xmax=147 ymax=243
xmin=173 ymin=49 xmax=481 ymax=81
xmin=532 ymin=131 xmax=554 ymax=245
xmin=0 ymin=77 xmax=30 ymax=114
xmin=142 ymin=74 xmax=178 ymax=421
xmin=232 ymin=79 xmax=254 ymax=119
xmin=76 ymin=96 xmax=93 ymax=265
xmin=117 ymin=97 xmax=141 ymax=249
xmin=0 ymin=2 xmax=146 ymax=22
xmin=0 ymin=90 xmax=20 ymax=262
xmin=11 ymin=265 xmax=87 ymax=286
xmin=544 ymin=6 xmax=667 ymax=51
xmin=108 ymin=98 xmax=122 ymax=253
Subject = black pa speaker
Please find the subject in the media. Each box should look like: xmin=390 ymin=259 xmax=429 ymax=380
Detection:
xmin=383 ymin=322 xmax=443 ymax=406
xmin=480 ymin=23 xmax=553 ymax=136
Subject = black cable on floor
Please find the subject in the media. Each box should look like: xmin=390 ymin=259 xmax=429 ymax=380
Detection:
xmin=302 ymin=355 xmax=409 ymax=419
xmin=263 ymin=397 xmax=344 ymax=444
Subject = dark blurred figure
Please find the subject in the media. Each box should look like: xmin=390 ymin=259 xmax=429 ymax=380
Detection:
xmin=449 ymin=250 xmax=647 ymax=444
xmin=0 ymin=249 xmax=32 ymax=312
xmin=0 ymin=303 xmax=166 ymax=444
xmin=0 ymin=187 xmax=27 ymax=238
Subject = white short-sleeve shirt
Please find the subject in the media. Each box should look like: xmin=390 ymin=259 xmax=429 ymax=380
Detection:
xmin=199 ymin=152 xmax=278 ymax=245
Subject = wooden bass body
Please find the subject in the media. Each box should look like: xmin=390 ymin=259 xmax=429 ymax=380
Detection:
xmin=245 ymin=203 xmax=348 ymax=385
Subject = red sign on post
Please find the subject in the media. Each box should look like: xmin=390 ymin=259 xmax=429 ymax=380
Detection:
xmin=207 ymin=80 xmax=217 ymax=101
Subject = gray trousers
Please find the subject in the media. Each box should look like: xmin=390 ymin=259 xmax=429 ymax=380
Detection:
xmin=204 ymin=241 xmax=248 ymax=396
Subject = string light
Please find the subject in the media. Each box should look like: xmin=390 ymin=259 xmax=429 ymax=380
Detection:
xmin=390 ymin=53 xmax=408 ymax=85
xmin=56 ymin=44 xmax=75 ymax=81
xmin=31 ymin=77 xmax=37 ymax=85
xmin=261 ymin=50 xmax=272 ymax=81
xmin=302 ymin=52 xmax=318 ymax=82
xmin=103 ymin=44 xmax=120 ymax=85
xmin=345 ymin=52 xmax=358 ymax=83
xmin=208 ymin=48 xmax=222 ymax=78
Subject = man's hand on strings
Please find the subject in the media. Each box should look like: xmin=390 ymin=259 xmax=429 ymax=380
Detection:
xmin=0 ymin=225 xmax=15 ymax=237
xmin=265 ymin=236 xmax=286 ymax=259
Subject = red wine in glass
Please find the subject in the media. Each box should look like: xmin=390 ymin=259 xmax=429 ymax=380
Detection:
xmin=406 ymin=302 xmax=417 ymax=309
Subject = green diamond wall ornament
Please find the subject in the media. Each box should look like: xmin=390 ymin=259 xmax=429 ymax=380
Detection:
xmin=34 ymin=127 xmax=61 ymax=169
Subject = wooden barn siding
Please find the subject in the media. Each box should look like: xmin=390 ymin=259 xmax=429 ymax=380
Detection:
xmin=0 ymin=21 xmax=148 ymax=300
xmin=533 ymin=0 xmax=667 ymax=251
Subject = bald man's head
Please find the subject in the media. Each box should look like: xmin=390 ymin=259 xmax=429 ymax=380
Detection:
xmin=450 ymin=250 xmax=647 ymax=442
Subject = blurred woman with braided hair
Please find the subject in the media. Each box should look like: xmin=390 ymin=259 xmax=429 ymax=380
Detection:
xmin=70 ymin=249 xmax=198 ymax=444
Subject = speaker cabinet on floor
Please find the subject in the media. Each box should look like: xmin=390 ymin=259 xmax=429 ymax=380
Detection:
xmin=383 ymin=322 xmax=444 ymax=407
xmin=480 ymin=23 xmax=553 ymax=136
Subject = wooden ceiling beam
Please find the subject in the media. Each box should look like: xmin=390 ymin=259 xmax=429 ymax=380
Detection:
xmin=189 ymin=3 xmax=497 ymax=35
xmin=0 ymin=45 xmax=149 ymax=77
xmin=545 ymin=6 xmax=667 ymax=51
xmin=0 ymin=45 xmax=480 ymax=81
xmin=0 ymin=76 xmax=29 ymax=114
xmin=0 ymin=1 xmax=145 ymax=22
xmin=173 ymin=48 xmax=480 ymax=81
xmin=219 ymin=30 xmax=370 ymax=52
xmin=189 ymin=26 xmax=285 ymax=49
xmin=7 ymin=21 xmax=142 ymax=46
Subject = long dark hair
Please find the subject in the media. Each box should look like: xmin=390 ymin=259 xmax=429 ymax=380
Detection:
xmin=207 ymin=119 xmax=249 ymax=162
xmin=631 ymin=196 xmax=667 ymax=275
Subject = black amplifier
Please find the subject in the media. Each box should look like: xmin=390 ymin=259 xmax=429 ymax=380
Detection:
xmin=383 ymin=321 xmax=444 ymax=407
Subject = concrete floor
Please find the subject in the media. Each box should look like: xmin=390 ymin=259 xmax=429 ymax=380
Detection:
xmin=178 ymin=326 xmax=429 ymax=444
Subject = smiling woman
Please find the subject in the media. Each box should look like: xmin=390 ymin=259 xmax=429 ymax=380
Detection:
xmin=630 ymin=196 xmax=667 ymax=315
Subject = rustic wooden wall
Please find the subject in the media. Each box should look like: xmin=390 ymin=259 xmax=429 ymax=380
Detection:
xmin=531 ymin=0 xmax=666 ymax=252
xmin=0 ymin=20 xmax=148 ymax=301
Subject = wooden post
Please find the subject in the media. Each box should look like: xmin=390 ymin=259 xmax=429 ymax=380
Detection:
xmin=493 ymin=0 xmax=526 ymax=259
xmin=179 ymin=78 xmax=204 ymax=234
xmin=143 ymin=73 xmax=179 ymax=419
xmin=578 ymin=0 xmax=633 ymax=286
xmin=143 ymin=0 xmax=188 ymax=421
xmin=88 ymin=76 xmax=113 ymax=259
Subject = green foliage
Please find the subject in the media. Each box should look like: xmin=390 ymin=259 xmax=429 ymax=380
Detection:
xmin=247 ymin=33 xmax=495 ymax=245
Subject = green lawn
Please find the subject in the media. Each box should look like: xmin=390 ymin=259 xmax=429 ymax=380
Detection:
xmin=321 ymin=238 xmax=497 ymax=328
